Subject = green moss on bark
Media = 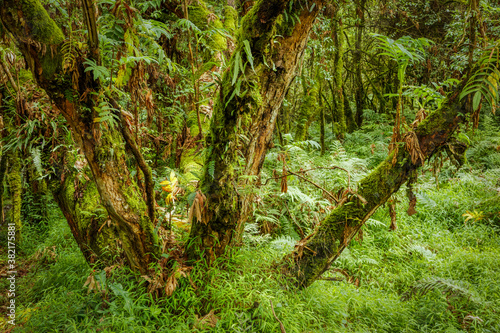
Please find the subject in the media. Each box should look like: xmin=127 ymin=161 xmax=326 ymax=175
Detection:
xmin=295 ymin=85 xmax=318 ymax=141
xmin=18 ymin=0 xmax=64 ymax=45
xmin=7 ymin=151 xmax=22 ymax=242
xmin=188 ymin=2 xmax=227 ymax=51
xmin=224 ymin=5 xmax=238 ymax=33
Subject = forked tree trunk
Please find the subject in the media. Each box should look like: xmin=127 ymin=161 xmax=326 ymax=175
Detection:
xmin=49 ymin=152 xmax=123 ymax=266
xmin=280 ymin=86 xmax=469 ymax=288
xmin=188 ymin=0 xmax=325 ymax=261
xmin=0 ymin=0 xmax=159 ymax=274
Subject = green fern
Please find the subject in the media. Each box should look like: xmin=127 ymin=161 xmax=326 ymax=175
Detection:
xmin=31 ymin=147 xmax=43 ymax=176
xmin=401 ymin=276 xmax=481 ymax=303
xmin=460 ymin=43 xmax=500 ymax=112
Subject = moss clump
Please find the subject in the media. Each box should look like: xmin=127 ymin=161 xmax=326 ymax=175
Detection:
xmin=224 ymin=5 xmax=238 ymax=33
xmin=20 ymin=0 xmax=65 ymax=45
xmin=188 ymin=2 xmax=227 ymax=51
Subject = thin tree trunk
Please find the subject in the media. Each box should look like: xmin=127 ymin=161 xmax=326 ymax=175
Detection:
xmin=354 ymin=0 xmax=367 ymax=127
xmin=7 ymin=151 xmax=22 ymax=243
xmin=319 ymin=83 xmax=325 ymax=155
xmin=332 ymin=8 xmax=346 ymax=138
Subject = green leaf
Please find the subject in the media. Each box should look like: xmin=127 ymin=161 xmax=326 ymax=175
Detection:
xmin=473 ymin=91 xmax=482 ymax=111
xmin=242 ymin=40 xmax=255 ymax=72
xmin=232 ymin=51 xmax=240 ymax=85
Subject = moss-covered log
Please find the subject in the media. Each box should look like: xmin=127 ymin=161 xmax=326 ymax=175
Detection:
xmin=187 ymin=0 xmax=326 ymax=261
xmin=0 ymin=0 xmax=159 ymax=274
xmin=280 ymin=87 xmax=468 ymax=288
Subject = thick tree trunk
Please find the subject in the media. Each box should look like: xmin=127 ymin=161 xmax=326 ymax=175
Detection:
xmin=0 ymin=0 xmax=159 ymax=274
xmin=188 ymin=0 xmax=325 ymax=261
xmin=280 ymin=86 xmax=469 ymax=288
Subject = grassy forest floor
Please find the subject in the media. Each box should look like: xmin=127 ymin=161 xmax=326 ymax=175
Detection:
xmin=1 ymin=114 xmax=500 ymax=332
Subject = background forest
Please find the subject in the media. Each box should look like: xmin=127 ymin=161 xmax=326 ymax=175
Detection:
xmin=1 ymin=0 xmax=500 ymax=332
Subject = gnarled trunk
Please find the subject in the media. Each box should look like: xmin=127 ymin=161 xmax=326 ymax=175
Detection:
xmin=0 ymin=0 xmax=159 ymax=274
xmin=188 ymin=0 xmax=325 ymax=261
xmin=49 ymin=155 xmax=122 ymax=266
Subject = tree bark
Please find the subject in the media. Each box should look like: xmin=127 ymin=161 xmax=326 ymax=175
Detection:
xmin=0 ymin=0 xmax=159 ymax=274
xmin=188 ymin=0 xmax=325 ymax=261
xmin=280 ymin=85 xmax=469 ymax=288
xmin=49 ymin=152 xmax=122 ymax=266
xmin=332 ymin=8 xmax=346 ymax=138
xmin=7 ymin=151 xmax=22 ymax=243
xmin=354 ymin=0 xmax=367 ymax=127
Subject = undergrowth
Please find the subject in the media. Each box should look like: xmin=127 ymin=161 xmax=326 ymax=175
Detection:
xmin=2 ymin=116 xmax=500 ymax=332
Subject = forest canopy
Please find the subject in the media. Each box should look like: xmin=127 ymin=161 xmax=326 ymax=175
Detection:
xmin=1 ymin=0 xmax=500 ymax=331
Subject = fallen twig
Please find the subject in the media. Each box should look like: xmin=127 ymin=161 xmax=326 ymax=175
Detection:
xmin=262 ymin=166 xmax=351 ymax=188
xmin=270 ymin=300 xmax=286 ymax=333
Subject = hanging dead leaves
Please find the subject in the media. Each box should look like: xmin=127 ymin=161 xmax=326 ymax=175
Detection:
xmin=404 ymin=131 xmax=425 ymax=165
xmin=188 ymin=190 xmax=208 ymax=224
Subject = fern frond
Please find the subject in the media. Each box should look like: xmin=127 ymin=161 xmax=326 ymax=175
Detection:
xmin=31 ymin=147 xmax=43 ymax=176
xmin=401 ymin=277 xmax=481 ymax=303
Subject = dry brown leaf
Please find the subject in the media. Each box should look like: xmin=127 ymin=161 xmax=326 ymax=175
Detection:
xmin=412 ymin=108 xmax=428 ymax=128
xmin=164 ymin=274 xmax=177 ymax=297
xmin=404 ymin=131 xmax=425 ymax=165
xmin=194 ymin=310 xmax=219 ymax=329
xmin=188 ymin=191 xmax=207 ymax=224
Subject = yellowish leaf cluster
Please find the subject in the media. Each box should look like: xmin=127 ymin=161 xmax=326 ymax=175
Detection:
xmin=160 ymin=171 xmax=178 ymax=205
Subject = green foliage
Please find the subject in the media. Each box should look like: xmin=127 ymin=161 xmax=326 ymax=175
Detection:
xmin=459 ymin=43 xmax=500 ymax=112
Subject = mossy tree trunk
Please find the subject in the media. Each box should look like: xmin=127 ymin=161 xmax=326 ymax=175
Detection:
xmin=319 ymin=83 xmax=326 ymax=155
xmin=49 ymin=153 xmax=122 ymax=266
xmin=343 ymin=88 xmax=357 ymax=132
xmin=7 ymin=151 xmax=22 ymax=243
xmin=0 ymin=0 xmax=159 ymax=274
xmin=295 ymin=84 xmax=319 ymax=142
xmin=280 ymin=86 xmax=470 ymax=288
xmin=0 ymin=153 xmax=6 ymax=224
xmin=354 ymin=0 xmax=367 ymax=127
xmin=332 ymin=7 xmax=346 ymax=138
xmin=188 ymin=0 xmax=326 ymax=261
